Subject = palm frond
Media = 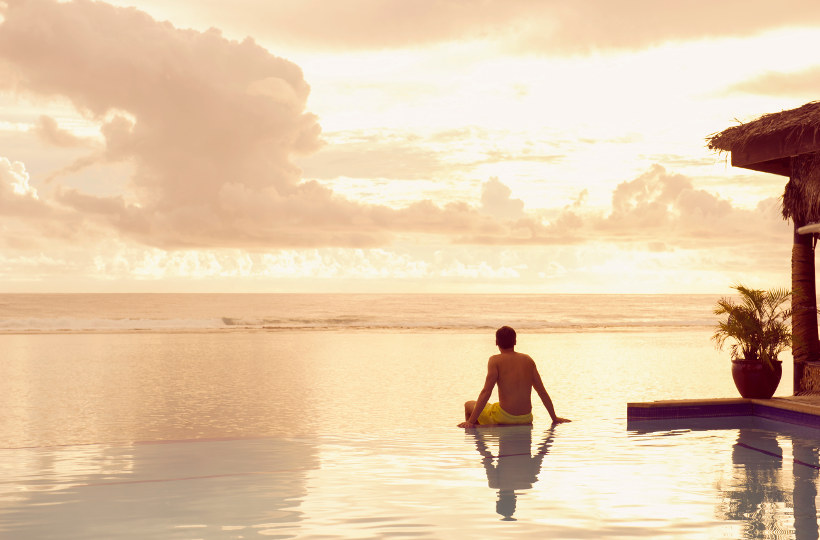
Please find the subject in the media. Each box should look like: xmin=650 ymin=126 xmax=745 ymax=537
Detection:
xmin=713 ymin=284 xmax=791 ymax=369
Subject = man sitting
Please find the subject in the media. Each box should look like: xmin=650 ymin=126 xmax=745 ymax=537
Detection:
xmin=458 ymin=326 xmax=570 ymax=428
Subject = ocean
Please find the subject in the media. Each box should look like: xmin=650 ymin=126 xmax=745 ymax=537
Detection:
xmin=0 ymin=293 xmax=808 ymax=538
xmin=0 ymin=293 xmax=716 ymax=334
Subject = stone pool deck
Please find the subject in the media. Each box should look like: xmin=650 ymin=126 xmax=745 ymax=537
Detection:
xmin=627 ymin=395 xmax=820 ymax=429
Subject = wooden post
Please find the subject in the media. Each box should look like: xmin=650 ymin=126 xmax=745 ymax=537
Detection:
xmin=792 ymin=220 xmax=819 ymax=393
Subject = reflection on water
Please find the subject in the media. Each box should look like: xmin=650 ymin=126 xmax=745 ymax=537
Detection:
xmin=2 ymin=329 xmax=819 ymax=537
xmin=467 ymin=426 xmax=554 ymax=521
xmin=0 ymin=328 xmax=764 ymax=448
xmin=0 ymin=437 xmax=319 ymax=539
xmin=794 ymin=438 xmax=820 ymax=540
xmin=0 ymin=333 xmax=331 ymax=447
xmin=718 ymin=427 xmax=820 ymax=540
xmin=630 ymin=417 xmax=820 ymax=539
xmin=4 ymin=417 xmax=820 ymax=538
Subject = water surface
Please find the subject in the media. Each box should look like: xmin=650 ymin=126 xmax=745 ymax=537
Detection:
xmin=0 ymin=294 xmax=814 ymax=538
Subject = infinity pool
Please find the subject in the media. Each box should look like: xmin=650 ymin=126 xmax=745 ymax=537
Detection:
xmin=2 ymin=417 xmax=818 ymax=538
xmin=0 ymin=330 xmax=817 ymax=538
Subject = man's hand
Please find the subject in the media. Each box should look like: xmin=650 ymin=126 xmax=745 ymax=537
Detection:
xmin=458 ymin=421 xmax=479 ymax=429
xmin=551 ymin=417 xmax=571 ymax=424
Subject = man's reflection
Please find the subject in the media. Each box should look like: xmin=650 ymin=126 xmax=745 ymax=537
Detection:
xmin=468 ymin=425 xmax=554 ymax=521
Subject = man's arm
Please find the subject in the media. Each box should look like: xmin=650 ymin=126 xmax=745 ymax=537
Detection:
xmin=458 ymin=358 xmax=498 ymax=428
xmin=532 ymin=364 xmax=570 ymax=424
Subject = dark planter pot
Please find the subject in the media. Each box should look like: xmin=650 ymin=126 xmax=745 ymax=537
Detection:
xmin=731 ymin=359 xmax=782 ymax=399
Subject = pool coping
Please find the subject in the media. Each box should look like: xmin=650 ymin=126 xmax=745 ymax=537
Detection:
xmin=627 ymin=395 xmax=820 ymax=429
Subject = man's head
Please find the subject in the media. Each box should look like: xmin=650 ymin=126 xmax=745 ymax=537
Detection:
xmin=495 ymin=326 xmax=516 ymax=350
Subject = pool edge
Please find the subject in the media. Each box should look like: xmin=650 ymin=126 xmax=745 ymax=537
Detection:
xmin=627 ymin=396 xmax=820 ymax=429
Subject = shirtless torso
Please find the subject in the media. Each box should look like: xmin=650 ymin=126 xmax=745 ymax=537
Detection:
xmin=492 ymin=351 xmax=539 ymax=416
xmin=458 ymin=342 xmax=569 ymax=428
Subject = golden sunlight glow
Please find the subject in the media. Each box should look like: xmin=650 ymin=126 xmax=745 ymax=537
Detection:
xmin=0 ymin=1 xmax=814 ymax=292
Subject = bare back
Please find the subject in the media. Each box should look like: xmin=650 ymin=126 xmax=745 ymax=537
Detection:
xmin=492 ymin=351 xmax=537 ymax=416
xmin=459 ymin=332 xmax=568 ymax=428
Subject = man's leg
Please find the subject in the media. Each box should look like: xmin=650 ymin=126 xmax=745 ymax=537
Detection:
xmin=464 ymin=400 xmax=476 ymax=422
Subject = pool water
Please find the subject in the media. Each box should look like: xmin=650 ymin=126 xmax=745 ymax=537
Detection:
xmin=2 ymin=417 xmax=818 ymax=538
xmin=0 ymin=329 xmax=816 ymax=538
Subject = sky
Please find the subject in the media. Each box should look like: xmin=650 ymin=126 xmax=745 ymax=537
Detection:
xmin=1 ymin=0 xmax=819 ymax=293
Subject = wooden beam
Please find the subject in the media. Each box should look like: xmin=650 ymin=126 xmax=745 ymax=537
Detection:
xmin=798 ymin=223 xmax=820 ymax=235
xmin=731 ymin=156 xmax=791 ymax=176
xmin=730 ymin=128 xmax=820 ymax=177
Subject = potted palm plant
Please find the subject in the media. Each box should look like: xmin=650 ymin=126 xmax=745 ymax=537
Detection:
xmin=712 ymin=285 xmax=791 ymax=399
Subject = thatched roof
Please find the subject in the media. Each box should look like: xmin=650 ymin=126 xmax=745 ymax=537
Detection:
xmin=784 ymin=153 xmax=820 ymax=224
xmin=707 ymin=101 xmax=820 ymax=176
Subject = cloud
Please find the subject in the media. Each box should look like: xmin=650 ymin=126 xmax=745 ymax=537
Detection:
xmin=728 ymin=65 xmax=820 ymax=97
xmin=609 ymin=165 xmax=704 ymax=227
xmin=0 ymin=156 xmax=37 ymax=201
xmin=298 ymin=131 xmax=447 ymax=181
xmin=457 ymin=164 xmax=790 ymax=247
xmin=0 ymin=156 xmax=91 ymax=250
xmin=512 ymin=1 xmax=820 ymax=54
xmin=601 ymin=164 xmax=788 ymax=244
xmin=480 ymin=177 xmax=525 ymax=219
xmin=31 ymin=115 xmax=92 ymax=148
xmin=0 ymin=157 xmax=795 ymax=292
xmin=2 ymin=0 xmax=521 ymax=249
xmin=86 ymin=245 xmax=523 ymax=282
xmin=297 ymin=129 xmax=563 ymax=182
xmin=116 ymin=0 xmax=820 ymax=53
xmin=0 ymin=0 xmax=318 ymax=245
xmin=0 ymin=1 xmax=796 ymax=256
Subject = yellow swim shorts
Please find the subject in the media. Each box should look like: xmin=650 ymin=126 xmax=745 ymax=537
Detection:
xmin=477 ymin=402 xmax=533 ymax=425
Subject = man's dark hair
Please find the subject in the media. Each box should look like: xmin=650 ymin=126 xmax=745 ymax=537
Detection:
xmin=496 ymin=326 xmax=516 ymax=349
